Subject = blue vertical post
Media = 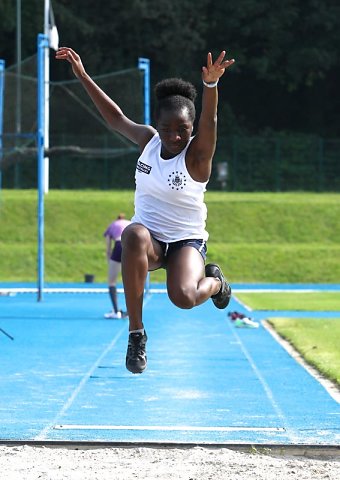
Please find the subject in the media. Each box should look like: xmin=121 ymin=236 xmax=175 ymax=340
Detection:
xmin=138 ymin=58 xmax=150 ymax=125
xmin=138 ymin=57 xmax=151 ymax=294
xmin=37 ymin=34 xmax=49 ymax=301
xmin=0 ymin=59 xmax=5 ymax=194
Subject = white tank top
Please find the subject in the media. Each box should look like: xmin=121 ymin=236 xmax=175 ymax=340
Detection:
xmin=132 ymin=133 xmax=209 ymax=242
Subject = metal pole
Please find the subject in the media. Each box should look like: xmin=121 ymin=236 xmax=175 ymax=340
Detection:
xmin=0 ymin=60 xmax=5 ymax=194
xmin=16 ymin=0 xmax=22 ymax=139
xmin=138 ymin=58 xmax=150 ymax=125
xmin=14 ymin=0 xmax=22 ymax=189
xmin=37 ymin=34 xmax=49 ymax=301
xmin=138 ymin=58 xmax=151 ymax=294
xmin=44 ymin=0 xmax=50 ymax=193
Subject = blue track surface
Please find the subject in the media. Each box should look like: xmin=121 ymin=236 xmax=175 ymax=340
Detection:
xmin=0 ymin=284 xmax=339 ymax=444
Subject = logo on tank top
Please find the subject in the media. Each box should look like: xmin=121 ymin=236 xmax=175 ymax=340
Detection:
xmin=136 ymin=160 xmax=152 ymax=174
xmin=168 ymin=171 xmax=187 ymax=190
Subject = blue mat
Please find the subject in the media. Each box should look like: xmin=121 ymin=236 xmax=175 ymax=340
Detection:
xmin=0 ymin=286 xmax=339 ymax=444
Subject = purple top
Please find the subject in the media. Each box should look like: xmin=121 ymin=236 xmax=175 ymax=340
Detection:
xmin=104 ymin=218 xmax=131 ymax=241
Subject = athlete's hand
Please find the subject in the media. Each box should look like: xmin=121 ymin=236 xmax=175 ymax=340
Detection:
xmin=55 ymin=47 xmax=86 ymax=79
xmin=202 ymin=51 xmax=235 ymax=84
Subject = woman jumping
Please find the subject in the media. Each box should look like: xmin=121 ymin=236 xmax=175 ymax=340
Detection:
xmin=56 ymin=47 xmax=235 ymax=374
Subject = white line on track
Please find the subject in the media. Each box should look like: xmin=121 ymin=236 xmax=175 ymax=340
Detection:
xmin=53 ymin=425 xmax=285 ymax=432
xmin=262 ymin=320 xmax=340 ymax=404
xmin=232 ymin=289 xmax=335 ymax=293
xmin=35 ymin=295 xmax=153 ymax=440
xmin=225 ymin=319 xmax=298 ymax=443
xmin=1 ymin=287 xmax=339 ymax=294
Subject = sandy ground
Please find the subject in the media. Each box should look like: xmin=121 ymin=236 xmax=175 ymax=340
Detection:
xmin=0 ymin=445 xmax=339 ymax=480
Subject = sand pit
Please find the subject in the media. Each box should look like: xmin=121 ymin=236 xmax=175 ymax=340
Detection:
xmin=0 ymin=444 xmax=339 ymax=479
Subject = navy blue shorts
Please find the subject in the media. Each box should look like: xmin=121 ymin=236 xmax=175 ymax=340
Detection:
xmin=157 ymin=238 xmax=207 ymax=266
xmin=110 ymin=240 xmax=122 ymax=262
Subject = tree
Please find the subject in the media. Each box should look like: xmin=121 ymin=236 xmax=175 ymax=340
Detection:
xmin=207 ymin=0 xmax=340 ymax=90
xmin=1 ymin=0 xmax=339 ymax=135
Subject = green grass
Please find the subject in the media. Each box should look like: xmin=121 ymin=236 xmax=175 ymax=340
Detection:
xmin=235 ymin=292 xmax=340 ymax=311
xmin=0 ymin=190 xmax=339 ymax=283
xmin=236 ymin=292 xmax=340 ymax=386
xmin=206 ymin=191 xmax=340 ymax=244
xmin=268 ymin=317 xmax=340 ymax=386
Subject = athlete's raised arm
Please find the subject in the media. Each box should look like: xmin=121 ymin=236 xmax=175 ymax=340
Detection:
xmin=55 ymin=47 xmax=155 ymax=151
xmin=186 ymin=51 xmax=235 ymax=182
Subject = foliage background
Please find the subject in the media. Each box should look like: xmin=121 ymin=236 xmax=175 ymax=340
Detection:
xmin=1 ymin=0 xmax=340 ymax=137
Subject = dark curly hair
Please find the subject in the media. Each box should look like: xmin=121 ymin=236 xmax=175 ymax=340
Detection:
xmin=154 ymin=78 xmax=197 ymax=122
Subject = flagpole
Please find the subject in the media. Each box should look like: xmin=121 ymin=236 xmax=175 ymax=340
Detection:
xmin=16 ymin=0 xmax=22 ymax=141
xmin=44 ymin=0 xmax=50 ymax=193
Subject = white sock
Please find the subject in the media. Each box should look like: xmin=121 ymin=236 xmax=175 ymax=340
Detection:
xmin=129 ymin=328 xmax=144 ymax=335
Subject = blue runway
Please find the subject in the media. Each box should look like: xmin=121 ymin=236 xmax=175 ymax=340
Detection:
xmin=0 ymin=284 xmax=339 ymax=445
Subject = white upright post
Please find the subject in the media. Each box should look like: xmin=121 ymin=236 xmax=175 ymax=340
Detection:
xmin=16 ymin=0 xmax=22 ymax=141
xmin=44 ymin=0 xmax=50 ymax=194
xmin=0 ymin=59 xmax=5 ymax=195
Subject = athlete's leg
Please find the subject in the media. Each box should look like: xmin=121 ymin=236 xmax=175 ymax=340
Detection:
xmin=166 ymin=247 xmax=221 ymax=309
xmin=108 ymin=259 xmax=120 ymax=286
xmin=108 ymin=260 xmax=121 ymax=312
xmin=121 ymin=223 xmax=164 ymax=331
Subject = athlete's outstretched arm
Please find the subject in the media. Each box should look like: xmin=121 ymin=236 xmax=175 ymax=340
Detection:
xmin=186 ymin=51 xmax=235 ymax=182
xmin=55 ymin=47 xmax=155 ymax=150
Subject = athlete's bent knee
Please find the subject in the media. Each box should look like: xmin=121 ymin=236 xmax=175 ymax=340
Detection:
xmin=168 ymin=287 xmax=196 ymax=310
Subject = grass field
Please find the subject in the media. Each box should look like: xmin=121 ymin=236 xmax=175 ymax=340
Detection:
xmin=235 ymin=291 xmax=340 ymax=387
xmin=235 ymin=292 xmax=340 ymax=311
xmin=268 ymin=317 xmax=340 ymax=386
xmin=0 ymin=190 xmax=339 ymax=283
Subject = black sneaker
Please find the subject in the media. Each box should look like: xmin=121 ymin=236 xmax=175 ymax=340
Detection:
xmin=126 ymin=331 xmax=147 ymax=374
xmin=205 ymin=263 xmax=232 ymax=309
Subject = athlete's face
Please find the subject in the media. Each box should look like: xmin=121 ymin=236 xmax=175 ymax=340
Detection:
xmin=157 ymin=107 xmax=193 ymax=159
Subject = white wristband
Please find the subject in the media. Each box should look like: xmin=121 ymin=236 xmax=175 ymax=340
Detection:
xmin=203 ymin=79 xmax=219 ymax=88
